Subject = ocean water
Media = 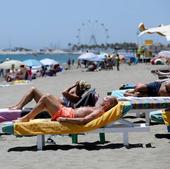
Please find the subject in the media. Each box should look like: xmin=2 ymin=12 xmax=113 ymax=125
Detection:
xmin=0 ymin=53 xmax=79 ymax=64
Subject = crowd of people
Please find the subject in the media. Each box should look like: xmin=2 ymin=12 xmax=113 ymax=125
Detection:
xmin=2 ymin=53 xmax=170 ymax=125
xmin=75 ymin=53 xmax=121 ymax=72
xmin=0 ymin=63 xmax=63 ymax=82
xmin=5 ymin=64 xmax=29 ymax=82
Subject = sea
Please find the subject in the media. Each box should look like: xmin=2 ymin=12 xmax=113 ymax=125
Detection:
xmin=0 ymin=53 xmax=79 ymax=64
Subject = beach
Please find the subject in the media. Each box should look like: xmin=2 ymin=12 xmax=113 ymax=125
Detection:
xmin=0 ymin=63 xmax=170 ymax=169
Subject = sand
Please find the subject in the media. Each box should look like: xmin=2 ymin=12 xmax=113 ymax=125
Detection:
xmin=0 ymin=63 xmax=170 ymax=169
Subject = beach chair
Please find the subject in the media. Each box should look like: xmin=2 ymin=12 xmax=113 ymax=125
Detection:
xmin=110 ymin=89 xmax=170 ymax=125
xmin=68 ymin=88 xmax=98 ymax=108
xmin=47 ymin=88 xmax=98 ymax=142
xmin=0 ymin=89 xmax=98 ymax=123
xmin=151 ymin=69 xmax=170 ymax=80
xmin=2 ymin=101 xmax=149 ymax=150
xmin=0 ymin=109 xmax=22 ymax=123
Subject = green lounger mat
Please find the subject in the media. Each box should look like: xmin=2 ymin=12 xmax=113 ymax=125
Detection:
xmin=2 ymin=122 xmax=14 ymax=134
xmin=150 ymin=110 xmax=164 ymax=124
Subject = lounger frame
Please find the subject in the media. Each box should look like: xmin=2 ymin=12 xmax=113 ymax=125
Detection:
xmin=36 ymin=120 xmax=149 ymax=150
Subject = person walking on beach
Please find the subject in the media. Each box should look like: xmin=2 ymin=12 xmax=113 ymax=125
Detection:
xmin=77 ymin=59 xmax=81 ymax=69
xmin=115 ymin=54 xmax=120 ymax=71
xmin=15 ymin=95 xmax=118 ymax=124
xmin=67 ymin=58 xmax=71 ymax=69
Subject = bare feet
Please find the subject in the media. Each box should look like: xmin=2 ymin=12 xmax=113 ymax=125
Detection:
xmin=9 ymin=105 xmax=22 ymax=110
xmin=124 ymin=90 xmax=135 ymax=97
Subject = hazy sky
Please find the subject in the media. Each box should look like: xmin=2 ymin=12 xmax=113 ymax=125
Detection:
xmin=0 ymin=0 xmax=169 ymax=49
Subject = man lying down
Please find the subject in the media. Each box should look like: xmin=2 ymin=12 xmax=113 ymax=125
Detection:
xmin=124 ymin=80 xmax=170 ymax=97
xmin=12 ymin=92 xmax=118 ymax=125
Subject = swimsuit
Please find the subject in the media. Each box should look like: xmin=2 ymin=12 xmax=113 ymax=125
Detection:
xmin=51 ymin=106 xmax=75 ymax=121
xmin=146 ymin=81 xmax=163 ymax=96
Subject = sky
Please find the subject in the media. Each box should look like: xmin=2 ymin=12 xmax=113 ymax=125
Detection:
xmin=0 ymin=0 xmax=170 ymax=49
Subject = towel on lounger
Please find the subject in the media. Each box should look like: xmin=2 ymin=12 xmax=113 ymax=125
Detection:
xmin=162 ymin=110 xmax=170 ymax=126
xmin=12 ymin=101 xmax=131 ymax=136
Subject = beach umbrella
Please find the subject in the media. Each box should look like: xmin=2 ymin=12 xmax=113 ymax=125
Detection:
xmin=88 ymin=54 xmax=105 ymax=62
xmin=78 ymin=52 xmax=98 ymax=61
xmin=138 ymin=23 xmax=170 ymax=41
xmin=158 ymin=51 xmax=170 ymax=58
xmin=23 ymin=59 xmax=42 ymax=68
xmin=40 ymin=58 xmax=59 ymax=66
xmin=97 ymin=53 xmax=108 ymax=60
xmin=0 ymin=60 xmax=25 ymax=69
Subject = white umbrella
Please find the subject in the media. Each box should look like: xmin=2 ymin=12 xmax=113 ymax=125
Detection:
xmin=40 ymin=58 xmax=59 ymax=66
xmin=158 ymin=51 xmax=170 ymax=58
xmin=97 ymin=53 xmax=108 ymax=60
xmin=0 ymin=60 xmax=25 ymax=69
xmin=23 ymin=59 xmax=42 ymax=68
xmin=138 ymin=22 xmax=170 ymax=41
xmin=78 ymin=52 xmax=98 ymax=61
xmin=89 ymin=55 xmax=105 ymax=62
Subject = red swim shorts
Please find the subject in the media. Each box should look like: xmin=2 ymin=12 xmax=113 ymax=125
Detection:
xmin=51 ymin=106 xmax=75 ymax=121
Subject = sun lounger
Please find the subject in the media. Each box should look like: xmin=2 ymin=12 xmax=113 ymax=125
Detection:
xmin=0 ymin=109 xmax=22 ymax=122
xmin=110 ymin=89 xmax=170 ymax=125
xmin=151 ymin=69 xmax=170 ymax=79
xmin=0 ymin=108 xmax=51 ymax=123
xmin=1 ymin=101 xmax=149 ymax=150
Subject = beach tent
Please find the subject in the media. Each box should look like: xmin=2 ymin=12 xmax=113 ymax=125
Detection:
xmin=23 ymin=59 xmax=42 ymax=69
xmin=40 ymin=58 xmax=59 ymax=66
xmin=0 ymin=60 xmax=25 ymax=69
xmin=138 ymin=23 xmax=170 ymax=41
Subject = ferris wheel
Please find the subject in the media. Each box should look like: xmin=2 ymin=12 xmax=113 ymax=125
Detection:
xmin=76 ymin=20 xmax=110 ymax=45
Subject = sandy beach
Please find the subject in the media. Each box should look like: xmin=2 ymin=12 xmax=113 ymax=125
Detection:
xmin=0 ymin=63 xmax=170 ymax=169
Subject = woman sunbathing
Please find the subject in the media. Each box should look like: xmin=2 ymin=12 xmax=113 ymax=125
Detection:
xmin=124 ymin=80 xmax=170 ymax=97
xmin=15 ymin=95 xmax=118 ymax=124
xmin=9 ymin=81 xmax=91 ymax=110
